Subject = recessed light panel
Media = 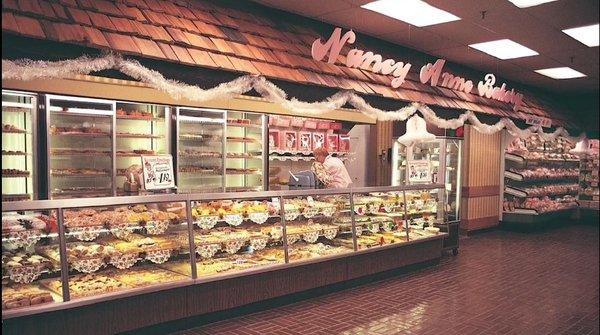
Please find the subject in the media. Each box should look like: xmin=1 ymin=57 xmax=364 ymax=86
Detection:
xmin=534 ymin=67 xmax=587 ymax=79
xmin=469 ymin=39 xmax=539 ymax=60
xmin=361 ymin=0 xmax=460 ymax=27
xmin=562 ymin=24 xmax=600 ymax=47
xmin=507 ymin=0 xmax=558 ymax=8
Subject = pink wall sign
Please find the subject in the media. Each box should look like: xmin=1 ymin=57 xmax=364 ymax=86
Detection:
xmin=312 ymin=28 xmax=526 ymax=111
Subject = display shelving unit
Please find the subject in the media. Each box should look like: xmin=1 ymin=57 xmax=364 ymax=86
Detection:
xmin=501 ymin=135 xmax=579 ymax=227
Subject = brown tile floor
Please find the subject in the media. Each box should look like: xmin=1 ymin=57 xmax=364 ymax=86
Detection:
xmin=170 ymin=225 xmax=599 ymax=335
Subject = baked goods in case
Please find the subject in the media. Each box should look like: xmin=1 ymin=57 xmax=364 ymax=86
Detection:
xmin=2 ymin=169 xmax=30 ymax=177
xmin=107 ymin=266 xmax=187 ymax=287
xmin=2 ymin=251 xmax=52 ymax=270
xmin=2 ymin=284 xmax=54 ymax=310
xmin=2 ymin=214 xmax=46 ymax=233
xmin=46 ymin=273 xmax=128 ymax=298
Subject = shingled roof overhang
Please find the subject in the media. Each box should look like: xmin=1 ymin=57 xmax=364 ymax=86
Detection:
xmin=1 ymin=0 xmax=579 ymax=131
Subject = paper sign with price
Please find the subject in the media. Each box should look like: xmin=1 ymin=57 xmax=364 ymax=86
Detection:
xmin=142 ymin=155 xmax=175 ymax=190
xmin=408 ymin=160 xmax=431 ymax=183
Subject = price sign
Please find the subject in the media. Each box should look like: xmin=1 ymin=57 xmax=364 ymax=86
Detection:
xmin=521 ymin=113 xmax=552 ymax=128
xmin=408 ymin=160 xmax=431 ymax=183
xmin=141 ymin=155 xmax=175 ymax=190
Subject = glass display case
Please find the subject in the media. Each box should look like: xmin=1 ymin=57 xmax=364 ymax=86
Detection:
xmin=2 ymin=209 xmax=62 ymax=311
xmin=225 ymin=111 xmax=265 ymax=192
xmin=21 ymin=200 xmax=191 ymax=303
xmin=115 ymin=102 xmax=169 ymax=195
xmin=282 ymin=193 xmax=354 ymax=261
xmin=2 ymin=184 xmax=446 ymax=316
xmin=46 ymin=95 xmax=115 ymax=199
xmin=391 ymin=137 xmax=462 ymax=221
xmin=2 ymin=90 xmax=37 ymax=202
xmin=175 ymin=107 xmax=225 ymax=193
xmin=188 ymin=195 xmax=285 ymax=277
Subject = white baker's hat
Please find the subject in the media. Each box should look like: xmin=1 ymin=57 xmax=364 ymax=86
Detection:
xmin=569 ymin=138 xmax=590 ymax=156
xmin=397 ymin=115 xmax=435 ymax=147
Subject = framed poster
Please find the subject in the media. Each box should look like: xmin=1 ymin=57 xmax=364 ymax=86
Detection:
xmin=408 ymin=160 xmax=430 ymax=183
xmin=141 ymin=155 xmax=175 ymax=190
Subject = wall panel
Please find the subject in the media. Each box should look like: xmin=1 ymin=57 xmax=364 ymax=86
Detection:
xmin=460 ymin=125 xmax=502 ymax=233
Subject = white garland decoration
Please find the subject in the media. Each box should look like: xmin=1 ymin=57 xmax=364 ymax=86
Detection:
xmin=1 ymin=54 xmax=585 ymax=141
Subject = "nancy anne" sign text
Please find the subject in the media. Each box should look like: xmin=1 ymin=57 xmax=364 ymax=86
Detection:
xmin=312 ymin=28 xmax=525 ymax=111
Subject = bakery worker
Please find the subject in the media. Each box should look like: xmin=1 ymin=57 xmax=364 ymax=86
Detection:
xmin=311 ymin=147 xmax=353 ymax=188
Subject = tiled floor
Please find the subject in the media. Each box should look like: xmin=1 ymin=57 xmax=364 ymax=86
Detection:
xmin=170 ymin=224 xmax=599 ymax=335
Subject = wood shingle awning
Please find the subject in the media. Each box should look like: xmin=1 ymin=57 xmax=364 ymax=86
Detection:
xmin=1 ymin=0 xmax=577 ymax=129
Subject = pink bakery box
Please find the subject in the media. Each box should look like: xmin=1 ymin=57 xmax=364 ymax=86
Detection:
xmin=304 ymin=119 xmax=318 ymax=129
xmin=270 ymin=116 xmax=291 ymax=127
xmin=326 ymin=134 xmax=339 ymax=152
xmin=329 ymin=122 xmax=342 ymax=130
xmin=290 ymin=117 xmax=305 ymax=128
xmin=312 ymin=132 xmax=326 ymax=150
xmin=282 ymin=131 xmax=298 ymax=150
xmin=298 ymin=131 xmax=312 ymax=151
xmin=338 ymin=134 xmax=350 ymax=152
xmin=269 ymin=129 xmax=281 ymax=149
xmin=317 ymin=121 xmax=331 ymax=130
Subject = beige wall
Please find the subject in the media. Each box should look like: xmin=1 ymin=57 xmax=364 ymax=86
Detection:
xmin=460 ymin=125 xmax=502 ymax=233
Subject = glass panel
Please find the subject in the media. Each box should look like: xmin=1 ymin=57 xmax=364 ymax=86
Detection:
xmin=404 ymin=188 xmax=444 ymax=240
xmin=189 ymin=197 xmax=285 ymax=277
xmin=225 ymin=111 xmax=264 ymax=192
xmin=283 ymin=194 xmax=354 ymax=261
xmin=48 ymin=202 xmax=191 ymax=300
xmin=177 ymin=108 xmax=225 ymax=193
xmin=445 ymin=139 xmax=461 ymax=221
xmin=2 ymin=91 xmax=36 ymax=201
xmin=47 ymin=95 xmax=114 ymax=199
xmin=115 ymin=102 xmax=168 ymax=195
xmin=392 ymin=139 xmax=441 ymax=186
xmin=2 ymin=209 xmax=63 ymax=310
xmin=352 ymin=191 xmax=408 ymax=249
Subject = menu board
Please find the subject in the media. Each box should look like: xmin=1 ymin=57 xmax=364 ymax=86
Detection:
xmin=142 ymin=155 xmax=175 ymax=190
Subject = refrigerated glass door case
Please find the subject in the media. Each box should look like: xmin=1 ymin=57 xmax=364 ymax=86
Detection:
xmin=175 ymin=107 xmax=226 ymax=193
xmin=115 ymin=101 xmax=170 ymax=195
xmin=225 ymin=111 xmax=266 ymax=192
xmin=46 ymin=94 xmax=115 ymax=199
xmin=2 ymin=90 xmax=37 ymax=201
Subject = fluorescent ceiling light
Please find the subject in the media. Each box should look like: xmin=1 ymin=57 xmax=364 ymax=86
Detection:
xmin=507 ymin=0 xmax=558 ymax=8
xmin=361 ymin=0 xmax=460 ymax=27
xmin=469 ymin=39 xmax=539 ymax=59
xmin=535 ymin=67 xmax=587 ymax=79
xmin=562 ymin=24 xmax=599 ymax=47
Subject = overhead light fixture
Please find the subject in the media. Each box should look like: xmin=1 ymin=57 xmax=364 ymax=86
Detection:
xmin=507 ymin=0 xmax=558 ymax=8
xmin=469 ymin=39 xmax=539 ymax=59
xmin=361 ymin=0 xmax=460 ymax=27
xmin=534 ymin=67 xmax=587 ymax=79
xmin=562 ymin=23 xmax=599 ymax=47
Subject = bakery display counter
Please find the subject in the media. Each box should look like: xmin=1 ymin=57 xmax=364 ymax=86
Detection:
xmin=2 ymin=185 xmax=446 ymax=334
xmin=2 ymin=210 xmax=62 ymax=311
